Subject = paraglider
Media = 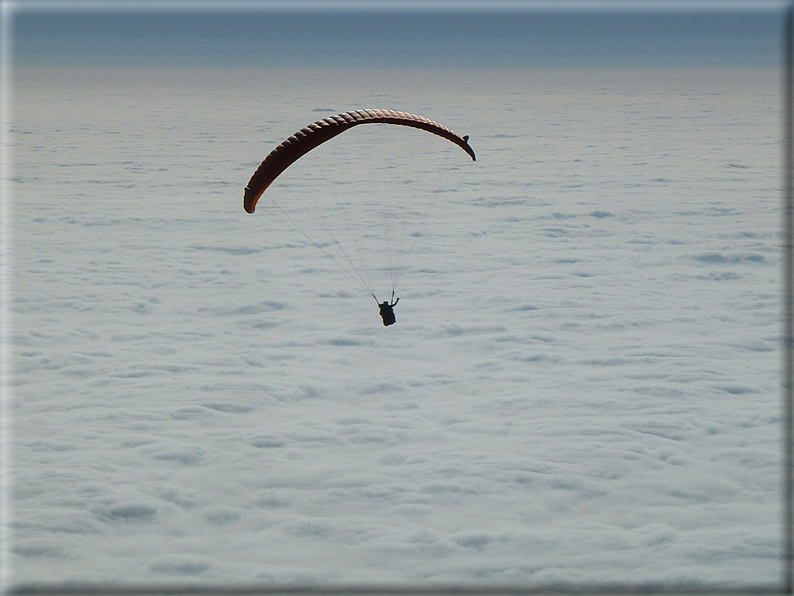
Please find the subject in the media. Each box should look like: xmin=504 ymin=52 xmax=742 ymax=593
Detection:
xmin=375 ymin=292 xmax=399 ymax=327
xmin=242 ymin=109 xmax=475 ymax=326
xmin=243 ymin=109 xmax=475 ymax=214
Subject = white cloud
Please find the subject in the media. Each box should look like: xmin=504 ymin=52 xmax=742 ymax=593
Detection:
xmin=7 ymin=65 xmax=783 ymax=587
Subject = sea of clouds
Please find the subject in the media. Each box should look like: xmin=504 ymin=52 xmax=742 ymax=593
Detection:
xmin=7 ymin=66 xmax=783 ymax=588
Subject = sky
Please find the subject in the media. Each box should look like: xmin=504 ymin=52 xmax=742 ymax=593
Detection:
xmin=7 ymin=2 xmax=786 ymax=70
xmin=2 ymin=0 xmax=791 ymax=592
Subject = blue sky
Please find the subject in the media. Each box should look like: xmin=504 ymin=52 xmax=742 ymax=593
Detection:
xmin=9 ymin=3 xmax=786 ymax=70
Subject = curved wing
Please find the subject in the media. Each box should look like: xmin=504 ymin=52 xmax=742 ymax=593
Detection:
xmin=243 ymin=109 xmax=476 ymax=214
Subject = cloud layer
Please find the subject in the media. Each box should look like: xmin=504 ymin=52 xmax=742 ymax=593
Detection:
xmin=8 ymin=65 xmax=783 ymax=587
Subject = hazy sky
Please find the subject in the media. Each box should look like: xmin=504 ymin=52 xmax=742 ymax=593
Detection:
xmin=9 ymin=2 xmax=785 ymax=70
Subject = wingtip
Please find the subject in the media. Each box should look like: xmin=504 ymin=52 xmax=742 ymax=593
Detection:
xmin=461 ymin=135 xmax=475 ymax=160
xmin=243 ymin=187 xmax=257 ymax=213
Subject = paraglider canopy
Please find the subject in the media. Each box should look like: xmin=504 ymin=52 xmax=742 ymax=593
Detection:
xmin=241 ymin=109 xmax=475 ymax=321
xmin=243 ymin=109 xmax=475 ymax=214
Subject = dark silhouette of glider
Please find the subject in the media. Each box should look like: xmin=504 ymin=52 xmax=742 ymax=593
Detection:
xmin=243 ymin=109 xmax=476 ymax=214
xmin=376 ymin=292 xmax=399 ymax=327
